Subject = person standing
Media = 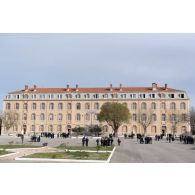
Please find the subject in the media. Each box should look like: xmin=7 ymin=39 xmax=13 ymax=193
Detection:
xmin=82 ymin=136 xmax=85 ymax=147
xmin=21 ymin=129 xmax=24 ymax=144
xmin=96 ymin=139 xmax=99 ymax=146
xmin=86 ymin=137 xmax=89 ymax=147
xmin=117 ymin=138 xmax=121 ymax=146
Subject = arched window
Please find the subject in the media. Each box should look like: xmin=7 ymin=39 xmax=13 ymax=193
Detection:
xmin=6 ymin=103 xmax=11 ymax=110
xmin=58 ymin=125 xmax=62 ymax=132
xmin=15 ymin=103 xmax=20 ymax=110
xmin=23 ymin=113 xmax=27 ymax=120
xmin=161 ymin=102 xmax=166 ymax=110
xmin=170 ymin=102 xmax=176 ymax=110
xmin=39 ymin=125 xmax=44 ymax=132
xmin=31 ymin=113 xmax=36 ymax=120
xmin=40 ymin=103 xmax=45 ymax=110
xmin=76 ymin=103 xmax=81 ymax=110
xmin=49 ymin=103 xmax=54 ymax=110
xmin=23 ymin=103 xmax=28 ymax=110
xmin=141 ymin=102 xmax=147 ymax=110
xmin=94 ymin=102 xmax=99 ymax=110
xmin=58 ymin=103 xmax=63 ymax=110
xmin=181 ymin=114 xmax=187 ymax=122
xmin=31 ymin=125 xmax=35 ymax=131
xmin=151 ymin=102 xmax=156 ymax=110
xmin=58 ymin=113 xmax=63 ymax=121
xmin=49 ymin=125 xmax=53 ymax=132
xmin=40 ymin=113 xmax=45 ymax=121
xmin=67 ymin=103 xmax=72 ymax=110
xmin=67 ymin=113 xmax=72 ymax=121
xmin=49 ymin=113 xmax=54 ymax=121
xmin=170 ymin=114 xmax=176 ymax=122
xmin=161 ymin=114 xmax=166 ymax=121
xmin=131 ymin=102 xmax=137 ymax=110
xmin=132 ymin=114 xmax=137 ymax=121
xmin=152 ymin=114 xmax=157 ymax=122
xmin=141 ymin=114 xmax=147 ymax=121
xmin=32 ymin=103 xmax=36 ymax=110
xmin=85 ymin=103 xmax=90 ymax=110
xmin=180 ymin=102 xmax=186 ymax=110
xmin=76 ymin=113 xmax=81 ymax=121
xmin=85 ymin=113 xmax=90 ymax=121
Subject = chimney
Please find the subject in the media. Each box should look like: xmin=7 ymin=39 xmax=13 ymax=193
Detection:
xmin=119 ymin=84 xmax=122 ymax=91
xmin=76 ymin=84 xmax=79 ymax=92
xmin=152 ymin=83 xmax=157 ymax=91
xmin=165 ymin=83 xmax=168 ymax=90
xmin=25 ymin=85 xmax=28 ymax=90
xmin=33 ymin=85 xmax=37 ymax=89
xmin=110 ymin=84 xmax=113 ymax=91
xmin=66 ymin=84 xmax=70 ymax=91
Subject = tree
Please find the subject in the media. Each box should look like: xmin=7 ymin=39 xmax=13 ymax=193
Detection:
xmin=89 ymin=125 xmax=102 ymax=136
xmin=190 ymin=107 xmax=195 ymax=135
xmin=137 ymin=109 xmax=153 ymax=135
xmin=2 ymin=111 xmax=19 ymax=134
xmin=97 ymin=102 xmax=130 ymax=136
xmin=71 ymin=127 xmax=85 ymax=137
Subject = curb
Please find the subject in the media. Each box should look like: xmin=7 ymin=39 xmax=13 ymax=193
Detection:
xmin=64 ymin=149 xmax=112 ymax=153
xmin=0 ymin=152 xmax=19 ymax=158
xmin=15 ymin=157 xmax=107 ymax=163
xmin=107 ymin=146 xmax=116 ymax=163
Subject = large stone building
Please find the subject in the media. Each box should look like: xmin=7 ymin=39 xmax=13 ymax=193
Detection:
xmin=2 ymin=83 xmax=190 ymax=136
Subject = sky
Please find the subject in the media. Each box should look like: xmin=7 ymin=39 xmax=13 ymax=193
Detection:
xmin=0 ymin=33 xmax=195 ymax=109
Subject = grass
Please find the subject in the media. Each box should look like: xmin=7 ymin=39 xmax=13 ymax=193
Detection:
xmin=0 ymin=145 xmax=42 ymax=149
xmin=0 ymin=150 xmax=11 ymax=156
xmin=24 ymin=151 xmax=110 ymax=160
xmin=56 ymin=145 xmax=114 ymax=151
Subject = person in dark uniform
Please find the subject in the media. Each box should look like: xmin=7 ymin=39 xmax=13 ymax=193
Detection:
xmin=96 ymin=139 xmax=99 ymax=146
xmin=117 ymin=138 xmax=121 ymax=146
xmin=85 ymin=137 xmax=89 ymax=147
xmin=82 ymin=136 xmax=85 ymax=146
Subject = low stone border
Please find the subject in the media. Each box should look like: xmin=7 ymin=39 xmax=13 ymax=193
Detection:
xmin=0 ymin=152 xmax=19 ymax=158
xmin=5 ymin=147 xmax=46 ymax=151
xmin=15 ymin=147 xmax=116 ymax=163
xmin=64 ymin=149 xmax=112 ymax=153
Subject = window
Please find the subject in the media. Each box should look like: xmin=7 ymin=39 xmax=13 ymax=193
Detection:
xmin=58 ymin=113 xmax=63 ymax=121
xmin=169 ymin=94 xmax=175 ymax=98
xmin=75 ymin=94 xmax=81 ymax=99
xmin=152 ymin=114 xmax=157 ymax=122
xmin=32 ymin=103 xmax=36 ymax=110
xmin=24 ymin=103 xmax=28 ymax=110
xmin=161 ymin=102 xmax=166 ymax=110
xmin=40 ymin=113 xmax=45 ymax=121
xmin=84 ymin=94 xmax=90 ymax=99
xmin=40 ymin=103 xmax=45 ymax=110
xmin=49 ymin=113 xmax=54 ymax=121
xmin=170 ymin=102 xmax=176 ymax=110
xmin=76 ymin=103 xmax=81 ymax=110
xmin=76 ymin=113 xmax=81 ymax=121
xmin=181 ymin=114 xmax=187 ymax=122
xmin=180 ymin=102 xmax=186 ymax=110
xmin=67 ymin=103 xmax=72 ymax=110
xmin=49 ymin=103 xmax=54 ymax=110
xmin=31 ymin=125 xmax=35 ymax=131
xmin=6 ymin=103 xmax=11 ymax=110
xmin=14 ymin=113 xmax=19 ymax=120
xmin=57 ymin=125 xmax=62 ymax=132
xmin=170 ymin=114 xmax=176 ymax=122
xmin=131 ymin=102 xmax=137 ymax=110
xmin=180 ymin=94 xmax=185 ymax=98
xmin=141 ymin=114 xmax=147 ymax=121
xmin=31 ymin=113 xmax=36 ymax=120
xmin=132 ymin=114 xmax=137 ymax=121
xmin=85 ymin=113 xmax=90 ymax=121
xmin=141 ymin=102 xmax=147 ymax=110
xmin=39 ymin=125 xmax=44 ymax=132
xmin=49 ymin=125 xmax=53 ymax=132
xmin=15 ymin=103 xmax=20 ymax=110
xmin=151 ymin=102 xmax=156 ymax=110
xmin=58 ymin=103 xmax=63 ymax=110
xmin=66 ymin=94 xmax=72 ymax=99
xmin=94 ymin=102 xmax=99 ymax=110
xmin=23 ymin=113 xmax=27 ymax=120
xmin=162 ymin=114 xmax=166 ymax=121
xmin=93 ymin=94 xmax=99 ymax=99
xmin=85 ymin=103 xmax=90 ymax=110
xmin=103 ymin=94 xmax=108 ymax=99
xmin=67 ymin=114 xmax=72 ymax=121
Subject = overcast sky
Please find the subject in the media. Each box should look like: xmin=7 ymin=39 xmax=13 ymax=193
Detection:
xmin=0 ymin=33 xmax=194 ymax=109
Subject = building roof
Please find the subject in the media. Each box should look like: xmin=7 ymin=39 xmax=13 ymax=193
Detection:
xmin=8 ymin=85 xmax=184 ymax=94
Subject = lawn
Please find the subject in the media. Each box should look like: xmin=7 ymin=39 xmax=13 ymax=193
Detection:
xmin=0 ymin=150 xmax=11 ymax=156
xmin=0 ymin=145 xmax=42 ymax=149
xmin=56 ymin=145 xmax=114 ymax=151
xmin=24 ymin=151 xmax=110 ymax=160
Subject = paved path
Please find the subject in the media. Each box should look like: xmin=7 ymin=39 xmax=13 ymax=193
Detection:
xmin=110 ymin=138 xmax=195 ymax=163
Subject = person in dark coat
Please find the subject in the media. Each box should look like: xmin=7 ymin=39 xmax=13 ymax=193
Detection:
xmin=111 ymin=138 xmax=114 ymax=145
xmin=96 ymin=139 xmax=100 ymax=146
xmin=85 ymin=137 xmax=89 ymax=147
xmin=82 ymin=136 xmax=85 ymax=147
xmin=117 ymin=138 xmax=121 ymax=146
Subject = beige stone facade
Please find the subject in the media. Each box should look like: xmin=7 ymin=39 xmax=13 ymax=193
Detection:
xmin=2 ymin=83 xmax=190 ymax=136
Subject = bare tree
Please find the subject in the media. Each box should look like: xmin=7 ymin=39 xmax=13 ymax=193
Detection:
xmin=137 ymin=109 xmax=153 ymax=135
xmin=2 ymin=111 xmax=19 ymax=135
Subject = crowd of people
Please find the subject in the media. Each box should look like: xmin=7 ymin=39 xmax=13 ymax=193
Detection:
xmin=179 ymin=135 xmax=194 ymax=144
xmin=41 ymin=132 xmax=55 ymax=139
